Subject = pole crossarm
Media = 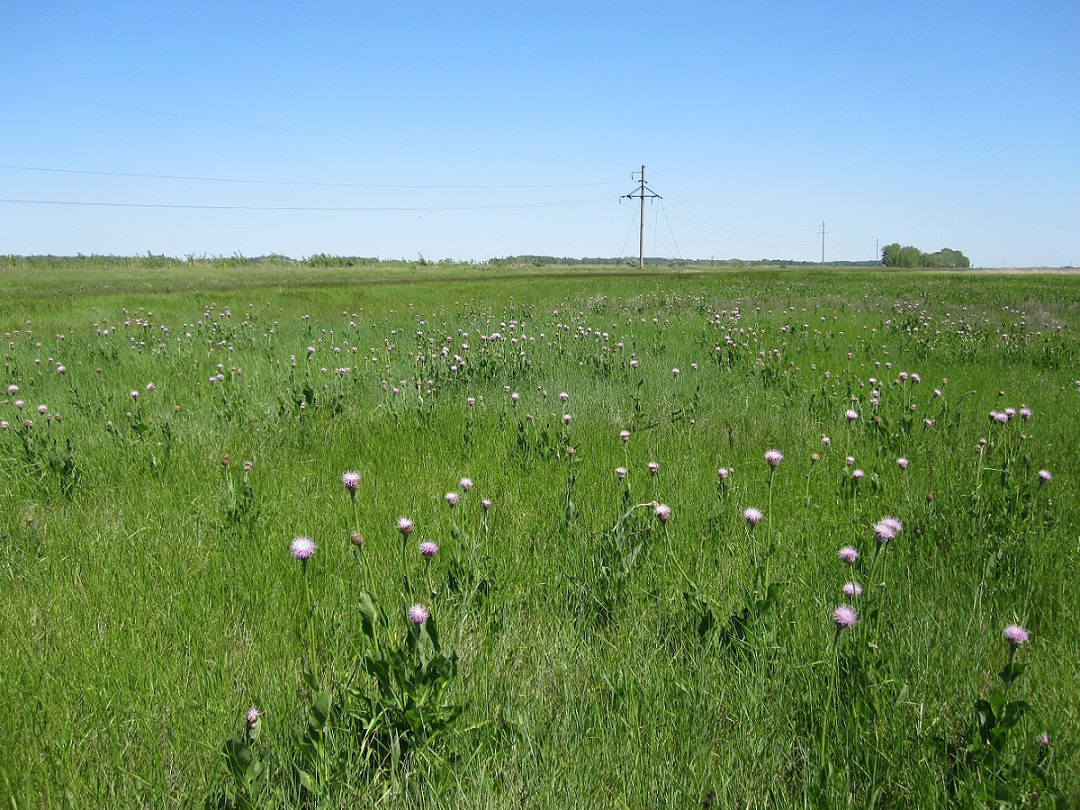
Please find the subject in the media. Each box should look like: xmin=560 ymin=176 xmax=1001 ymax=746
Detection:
xmin=622 ymin=165 xmax=661 ymax=268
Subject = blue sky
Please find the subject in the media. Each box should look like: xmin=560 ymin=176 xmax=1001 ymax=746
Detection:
xmin=2 ymin=1 xmax=1077 ymax=266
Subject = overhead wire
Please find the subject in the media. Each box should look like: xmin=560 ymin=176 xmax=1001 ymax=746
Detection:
xmin=0 ymin=197 xmax=612 ymax=212
xmin=0 ymin=163 xmax=624 ymax=190
xmin=0 ymin=88 xmax=623 ymax=167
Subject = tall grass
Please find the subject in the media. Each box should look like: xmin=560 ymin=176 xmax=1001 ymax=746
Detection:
xmin=1 ymin=265 xmax=1077 ymax=807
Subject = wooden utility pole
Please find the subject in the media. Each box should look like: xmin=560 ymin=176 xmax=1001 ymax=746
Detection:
xmin=623 ymin=166 xmax=660 ymax=269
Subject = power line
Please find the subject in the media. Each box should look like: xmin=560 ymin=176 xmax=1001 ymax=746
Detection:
xmin=0 ymin=88 xmax=622 ymax=167
xmin=0 ymin=163 xmax=624 ymax=190
xmin=0 ymin=197 xmax=613 ymax=212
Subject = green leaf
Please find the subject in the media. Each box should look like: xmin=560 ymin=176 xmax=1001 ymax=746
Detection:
xmin=358 ymin=591 xmax=378 ymax=639
xmin=426 ymin=612 xmax=442 ymax=653
xmin=312 ymin=686 xmax=332 ymax=727
xmin=990 ymin=690 xmax=1006 ymax=720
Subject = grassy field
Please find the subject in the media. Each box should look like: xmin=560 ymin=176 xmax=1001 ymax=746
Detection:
xmin=1 ymin=262 xmax=1078 ymax=808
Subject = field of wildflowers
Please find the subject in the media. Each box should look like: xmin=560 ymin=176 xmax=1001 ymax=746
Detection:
xmin=1 ymin=263 xmax=1077 ymax=807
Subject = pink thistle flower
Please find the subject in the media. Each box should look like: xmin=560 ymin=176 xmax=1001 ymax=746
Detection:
xmin=481 ymin=498 xmax=492 ymax=511
xmin=619 ymin=429 xmax=631 ymax=442
xmin=37 ymin=404 xmax=47 ymax=414
xmin=419 ymin=541 xmax=439 ymax=559
xmin=1020 ymin=407 xmax=1032 ymax=420
xmin=743 ymin=507 xmax=763 ymax=526
xmin=459 ymin=477 xmax=473 ymax=491
xmin=408 ymin=603 xmax=429 ymax=624
xmin=647 ymin=461 xmax=660 ymax=476
xmin=1038 ymin=469 xmax=1052 ymax=483
xmin=842 ymin=581 xmax=863 ymax=598
xmin=852 ymin=469 xmax=865 ymax=480
xmin=653 ymin=503 xmax=672 ymax=523
xmin=290 ymin=536 xmax=316 ymax=560
xmin=563 ymin=413 xmax=572 ymax=424
xmin=130 ymin=390 xmax=139 ymax=400
xmin=1004 ymin=624 xmax=1029 ymax=647
xmin=821 ymin=436 xmax=831 ymax=446
xmin=845 ymin=409 xmax=859 ymax=421
xmin=341 ymin=471 xmax=361 ymax=494
xmin=717 ymin=467 xmax=730 ymax=479
xmin=6 ymin=385 xmax=17 ymax=394
xmin=246 ymin=706 xmax=261 ymax=730
xmin=764 ymin=449 xmax=783 ymax=468
xmin=145 ymin=382 xmax=156 ymax=391
xmin=559 ymin=391 xmax=569 ymax=402
xmin=833 ymin=605 xmax=857 ymax=629
xmin=873 ymin=516 xmax=902 ymax=543
xmin=897 ymin=457 xmax=909 ymax=469
xmin=838 ymin=546 xmax=859 ymax=563
xmin=397 ymin=516 xmax=414 ymax=536
xmin=56 ymin=365 xmax=65 ymax=374
xmin=445 ymin=491 xmax=459 ymax=506
xmin=923 ymin=418 xmax=934 ymax=427
xmin=615 ymin=466 xmax=628 ymax=480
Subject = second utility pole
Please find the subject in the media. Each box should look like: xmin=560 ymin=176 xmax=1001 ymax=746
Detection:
xmin=623 ymin=165 xmax=660 ymax=269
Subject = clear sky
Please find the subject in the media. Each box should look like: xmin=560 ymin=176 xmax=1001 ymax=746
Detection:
xmin=2 ymin=1 xmax=1077 ymax=267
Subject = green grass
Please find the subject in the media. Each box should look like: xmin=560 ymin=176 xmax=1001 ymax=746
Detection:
xmin=1 ymin=263 xmax=1078 ymax=807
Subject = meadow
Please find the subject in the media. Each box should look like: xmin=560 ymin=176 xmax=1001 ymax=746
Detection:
xmin=1 ymin=261 xmax=1078 ymax=808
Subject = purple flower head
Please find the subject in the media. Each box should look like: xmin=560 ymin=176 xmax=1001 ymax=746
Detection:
xmin=897 ymin=457 xmax=909 ymax=469
xmin=408 ymin=603 xmax=429 ymax=624
xmin=743 ymin=507 xmax=763 ymax=526
xmin=445 ymin=491 xmax=459 ymax=507
xmin=481 ymin=498 xmax=493 ymax=511
xmin=653 ymin=503 xmax=672 ymax=523
xmin=563 ymin=413 xmax=572 ymax=424
xmin=1004 ymin=624 xmax=1029 ymax=647
xmin=764 ymin=449 xmax=783 ymax=468
xmin=1037 ymin=732 xmax=1050 ymax=747
xmin=821 ymin=436 xmax=831 ymax=446
xmin=620 ymin=429 xmax=631 ymax=442
xmin=616 ymin=466 xmax=628 ymax=480
xmin=459 ymin=477 xmax=473 ymax=491
xmin=559 ymin=391 xmax=569 ymax=402
xmin=717 ymin=467 xmax=730 ymax=479
xmin=845 ymin=409 xmax=859 ymax=421
xmin=838 ymin=546 xmax=859 ymax=564
xmin=852 ymin=469 xmax=865 ymax=481
xmin=1020 ymin=407 xmax=1032 ymax=420
xmin=874 ymin=516 xmax=902 ymax=543
xmin=647 ymin=461 xmax=660 ymax=476
xmin=290 ymin=536 xmax=316 ymax=560
xmin=246 ymin=706 xmax=261 ymax=731
xmin=833 ymin=605 xmax=858 ymax=629
xmin=842 ymin=581 xmax=863 ymax=598
xmin=341 ymin=471 xmax=361 ymax=493
xmin=130 ymin=390 xmax=140 ymax=400
xmin=1038 ymin=469 xmax=1052 ymax=483
xmin=397 ymin=516 xmax=415 ymax=536
xmin=419 ymin=541 xmax=439 ymax=559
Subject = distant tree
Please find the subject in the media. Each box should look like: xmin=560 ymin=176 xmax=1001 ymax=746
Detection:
xmin=881 ymin=243 xmax=970 ymax=268
xmin=881 ymin=243 xmax=903 ymax=267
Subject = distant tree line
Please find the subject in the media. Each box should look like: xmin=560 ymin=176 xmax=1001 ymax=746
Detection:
xmin=880 ymin=244 xmax=970 ymax=269
xmin=1 ymin=252 xmax=966 ymax=270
